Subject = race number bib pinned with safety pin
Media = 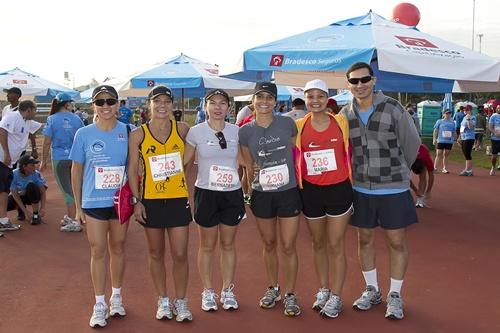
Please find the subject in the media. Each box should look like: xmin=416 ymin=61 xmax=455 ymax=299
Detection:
xmin=149 ymin=152 xmax=183 ymax=182
xmin=209 ymin=165 xmax=238 ymax=191
xmin=305 ymin=149 xmax=337 ymax=176
xmin=94 ymin=166 xmax=125 ymax=190
xmin=259 ymin=164 xmax=289 ymax=191
xmin=442 ymin=130 xmax=452 ymax=138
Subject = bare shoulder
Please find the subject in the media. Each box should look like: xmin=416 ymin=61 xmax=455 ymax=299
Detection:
xmin=177 ymin=121 xmax=190 ymax=138
xmin=130 ymin=125 xmax=144 ymax=143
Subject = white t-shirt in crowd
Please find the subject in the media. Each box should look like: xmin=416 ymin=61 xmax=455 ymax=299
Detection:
xmin=2 ymin=104 xmax=19 ymax=118
xmin=186 ymin=121 xmax=241 ymax=191
xmin=0 ymin=111 xmax=41 ymax=167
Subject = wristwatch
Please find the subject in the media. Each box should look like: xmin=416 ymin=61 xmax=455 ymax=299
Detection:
xmin=130 ymin=196 xmax=140 ymax=205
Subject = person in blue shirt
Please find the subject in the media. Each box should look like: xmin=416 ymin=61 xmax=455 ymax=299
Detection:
xmin=453 ymin=106 xmax=465 ymax=137
xmin=195 ymin=106 xmax=205 ymax=124
xmin=69 ymin=85 xmax=129 ymax=328
xmin=458 ymin=105 xmax=476 ymax=176
xmin=432 ymin=109 xmax=456 ymax=173
xmin=488 ymin=105 xmax=500 ymax=176
xmin=8 ymin=155 xmax=46 ymax=225
xmin=118 ymin=100 xmax=133 ymax=124
xmin=40 ymin=92 xmax=84 ymax=231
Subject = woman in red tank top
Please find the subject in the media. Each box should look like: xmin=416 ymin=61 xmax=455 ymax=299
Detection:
xmin=294 ymin=79 xmax=353 ymax=319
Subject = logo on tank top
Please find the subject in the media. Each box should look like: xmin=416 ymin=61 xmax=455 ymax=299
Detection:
xmin=172 ymin=144 xmax=180 ymax=150
xmin=117 ymin=133 xmax=126 ymax=141
xmin=146 ymin=145 xmax=156 ymax=154
xmin=90 ymin=140 xmax=105 ymax=154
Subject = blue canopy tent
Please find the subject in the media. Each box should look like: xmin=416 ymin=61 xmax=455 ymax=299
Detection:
xmin=225 ymin=11 xmax=500 ymax=93
xmin=120 ymin=54 xmax=254 ymax=102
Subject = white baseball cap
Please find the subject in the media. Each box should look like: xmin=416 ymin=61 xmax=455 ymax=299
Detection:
xmin=304 ymin=79 xmax=329 ymax=94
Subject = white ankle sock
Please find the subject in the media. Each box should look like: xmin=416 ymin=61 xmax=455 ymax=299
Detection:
xmin=362 ymin=269 xmax=379 ymax=291
xmin=389 ymin=278 xmax=403 ymax=294
xmin=112 ymin=287 xmax=121 ymax=296
xmin=95 ymin=295 xmax=106 ymax=305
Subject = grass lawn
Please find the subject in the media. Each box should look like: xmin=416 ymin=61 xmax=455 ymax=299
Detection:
xmin=422 ymin=137 xmax=496 ymax=169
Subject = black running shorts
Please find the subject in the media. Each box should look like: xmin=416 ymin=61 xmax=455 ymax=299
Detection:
xmin=250 ymin=187 xmax=302 ymax=219
xmin=141 ymin=198 xmax=192 ymax=229
xmin=194 ymin=187 xmax=245 ymax=228
xmin=300 ymin=178 xmax=353 ymax=219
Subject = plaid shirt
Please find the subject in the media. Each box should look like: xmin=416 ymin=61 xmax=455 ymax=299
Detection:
xmin=341 ymin=92 xmax=420 ymax=190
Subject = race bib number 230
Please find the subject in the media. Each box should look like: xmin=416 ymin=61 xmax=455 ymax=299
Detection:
xmin=259 ymin=164 xmax=289 ymax=191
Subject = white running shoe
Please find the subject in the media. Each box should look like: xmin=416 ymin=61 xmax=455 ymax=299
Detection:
xmin=156 ymin=297 xmax=173 ymax=320
xmin=441 ymin=168 xmax=449 ymax=174
xmin=220 ymin=284 xmax=238 ymax=310
xmin=173 ymin=298 xmax=193 ymax=322
xmin=490 ymin=167 xmax=496 ymax=176
xmin=109 ymin=294 xmax=126 ymax=316
xmin=312 ymin=287 xmax=330 ymax=310
xmin=0 ymin=219 xmax=21 ymax=232
xmin=415 ymin=196 xmax=425 ymax=208
xmin=201 ymin=288 xmax=218 ymax=311
xmin=89 ymin=302 xmax=109 ymax=328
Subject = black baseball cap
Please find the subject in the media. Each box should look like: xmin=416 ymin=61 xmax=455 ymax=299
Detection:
xmin=92 ymin=85 xmax=118 ymax=101
xmin=148 ymin=85 xmax=173 ymax=101
xmin=205 ymin=89 xmax=230 ymax=103
xmin=3 ymin=87 xmax=22 ymax=97
xmin=18 ymin=155 xmax=39 ymax=167
xmin=254 ymin=82 xmax=277 ymax=98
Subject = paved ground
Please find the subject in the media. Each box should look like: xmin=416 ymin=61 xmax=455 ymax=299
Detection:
xmin=1 ymin=161 xmax=499 ymax=333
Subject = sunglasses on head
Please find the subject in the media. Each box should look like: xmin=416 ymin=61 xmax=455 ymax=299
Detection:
xmin=93 ymin=98 xmax=118 ymax=107
xmin=215 ymin=131 xmax=227 ymax=149
xmin=347 ymin=76 xmax=372 ymax=85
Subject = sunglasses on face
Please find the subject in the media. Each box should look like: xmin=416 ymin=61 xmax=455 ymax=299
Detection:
xmin=347 ymin=76 xmax=372 ymax=85
xmin=215 ymin=131 xmax=227 ymax=149
xmin=93 ymin=98 xmax=118 ymax=107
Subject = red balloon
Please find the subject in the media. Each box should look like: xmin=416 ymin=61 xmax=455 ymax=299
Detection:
xmin=392 ymin=3 xmax=421 ymax=26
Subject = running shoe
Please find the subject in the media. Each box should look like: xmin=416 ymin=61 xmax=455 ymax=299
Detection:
xmin=320 ymin=294 xmax=343 ymax=318
xmin=490 ymin=167 xmax=496 ymax=176
xmin=0 ymin=219 xmax=21 ymax=231
xmin=441 ymin=168 xmax=449 ymax=174
xmin=17 ymin=209 xmax=25 ymax=221
xmin=60 ymin=221 xmax=82 ymax=232
xmin=385 ymin=291 xmax=404 ymax=320
xmin=259 ymin=286 xmax=281 ymax=309
xmin=156 ymin=296 xmax=173 ymax=320
xmin=220 ymin=284 xmax=238 ymax=310
xmin=109 ymin=294 xmax=126 ymax=316
xmin=201 ymin=288 xmax=218 ymax=311
xmin=0 ymin=232 xmax=4 ymax=237
xmin=283 ymin=293 xmax=301 ymax=316
xmin=352 ymin=285 xmax=382 ymax=311
xmin=60 ymin=215 xmax=73 ymax=226
xmin=173 ymin=298 xmax=193 ymax=322
xmin=415 ymin=196 xmax=424 ymax=208
xmin=312 ymin=287 xmax=330 ymax=310
xmin=89 ymin=302 xmax=109 ymax=328
xmin=459 ymin=170 xmax=473 ymax=176
xmin=497 ymin=165 xmax=500 ymax=170
xmin=31 ymin=213 xmax=41 ymax=225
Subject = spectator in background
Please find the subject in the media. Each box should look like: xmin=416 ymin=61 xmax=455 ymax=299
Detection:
xmin=8 ymin=155 xmax=46 ymax=225
xmin=0 ymin=100 xmax=41 ymax=232
xmin=433 ymin=109 xmax=455 ymax=173
xmin=458 ymin=105 xmax=476 ymax=176
xmin=405 ymin=103 xmax=421 ymax=136
xmin=2 ymin=87 xmax=22 ymax=118
xmin=40 ymin=92 xmax=84 ymax=232
xmin=235 ymin=104 xmax=253 ymax=125
xmin=173 ymin=109 xmax=182 ymax=122
xmin=277 ymin=103 xmax=287 ymax=114
xmin=133 ymin=108 xmax=141 ymax=126
xmin=474 ymin=106 xmax=486 ymax=151
xmin=283 ymin=98 xmax=306 ymax=120
xmin=410 ymin=145 xmax=434 ymax=208
xmin=453 ymin=106 xmax=465 ymax=138
xmin=488 ymin=105 xmax=500 ymax=176
xmin=326 ymin=98 xmax=340 ymax=114
xmin=118 ymin=100 xmax=133 ymax=124
xmin=195 ymin=106 xmax=205 ymax=124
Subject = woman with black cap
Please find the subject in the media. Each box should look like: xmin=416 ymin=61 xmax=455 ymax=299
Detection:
xmin=184 ymin=89 xmax=245 ymax=312
xmin=128 ymin=85 xmax=193 ymax=322
xmin=239 ymin=82 xmax=303 ymax=316
xmin=41 ymin=92 xmax=84 ymax=232
xmin=69 ymin=85 xmax=130 ymax=328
